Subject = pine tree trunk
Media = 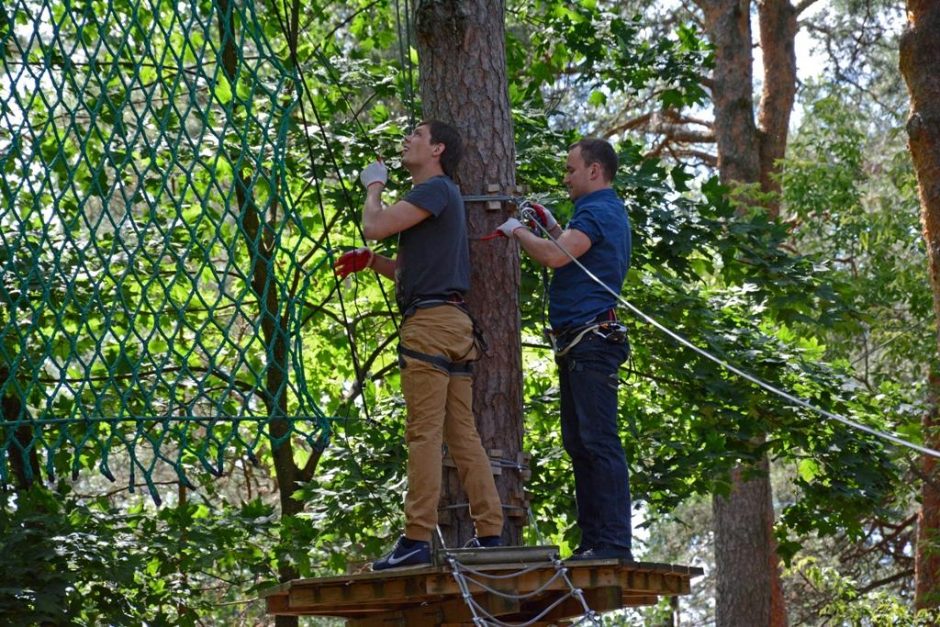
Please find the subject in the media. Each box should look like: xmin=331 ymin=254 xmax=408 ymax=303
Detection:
xmin=756 ymin=0 xmax=798 ymax=219
xmin=900 ymin=0 xmax=940 ymax=608
xmin=414 ymin=0 xmax=524 ymax=547
xmin=713 ymin=462 xmax=772 ymax=622
xmin=696 ymin=0 xmax=796 ymax=623
xmin=916 ymin=373 xmax=940 ymax=608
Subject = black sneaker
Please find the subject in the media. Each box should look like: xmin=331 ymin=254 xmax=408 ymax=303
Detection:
xmin=372 ymin=536 xmax=432 ymax=571
xmin=566 ymin=545 xmax=633 ymax=562
xmin=464 ymin=535 xmax=502 ymax=548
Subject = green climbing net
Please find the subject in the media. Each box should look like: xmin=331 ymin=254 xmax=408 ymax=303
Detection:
xmin=0 ymin=0 xmax=401 ymax=501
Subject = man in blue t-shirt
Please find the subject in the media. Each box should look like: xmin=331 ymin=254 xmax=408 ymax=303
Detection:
xmin=498 ymin=138 xmax=633 ymax=561
xmin=334 ymin=121 xmax=503 ymax=570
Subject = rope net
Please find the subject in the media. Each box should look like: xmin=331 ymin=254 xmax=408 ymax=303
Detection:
xmin=0 ymin=0 xmax=364 ymax=500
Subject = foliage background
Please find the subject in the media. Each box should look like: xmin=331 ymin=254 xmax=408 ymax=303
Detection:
xmin=0 ymin=0 xmax=932 ymax=624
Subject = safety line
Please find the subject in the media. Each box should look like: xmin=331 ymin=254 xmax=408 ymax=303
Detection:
xmin=276 ymin=13 xmax=404 ymax=528
xmin=434 ymin=523 xmax=601 ymax=627
xmin=519 ymin=204 xmax=940 ymax=460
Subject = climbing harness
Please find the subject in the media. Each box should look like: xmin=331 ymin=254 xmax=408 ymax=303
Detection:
xmin=398 ymin=295 xmax=489 ymax=375
xmin=547 ymin=320 xmax=629 ymax=357
xmin=544 ymin=307 xmax=629 ymax=357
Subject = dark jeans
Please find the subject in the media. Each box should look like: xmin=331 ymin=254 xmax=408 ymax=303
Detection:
xmin=557 ymin=332 xmax=631 ymax=551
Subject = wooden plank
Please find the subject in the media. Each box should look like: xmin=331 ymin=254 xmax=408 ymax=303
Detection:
xmin=346 ymin=592 xmax=521 ymax=626
xmin=425 ymin=562 xmax=694 ymax=598
xmin=434 ymin=545 xmax=559 ymax=566
xmin=259 ymin=582 xmax=291 ymax=598
xmin=569 ymin=563 xmax=691 ymax=595
xmin=519 ymin=586 xmax=623 ymax=624
xmin=265 ymin=594 xmax=291 ymax=614
xmin=424 ymin=592 xmax=521 ymax=623
xmin=288 ymin=573 xmax=436 ymax=609
xmin=262 ymin=560 xmax=704 ymax=618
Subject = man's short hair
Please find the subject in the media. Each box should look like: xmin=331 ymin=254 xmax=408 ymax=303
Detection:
xmin=422 ymin=120 xmax=463 ymax=178
xmin=570 ymin=138 xmax=618 ymax=182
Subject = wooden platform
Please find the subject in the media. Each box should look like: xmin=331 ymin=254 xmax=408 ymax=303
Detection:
xmin=261 ymin=547 xmax=703 ymax=625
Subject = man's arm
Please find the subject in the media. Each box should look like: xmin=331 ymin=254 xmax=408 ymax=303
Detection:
xmin=362 ymin=185 xmax=431 ymax=241
xmin=511 ymin=227 xmax=592 ymax=269
xmin=369 ymin=253 xmax=397 ymax=280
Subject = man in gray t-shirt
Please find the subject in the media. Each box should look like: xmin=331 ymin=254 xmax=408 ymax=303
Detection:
xmin=396 ymin=174 xmax=469 ymax=308
xmin=334 ymin=120 xmax=503 ymax=570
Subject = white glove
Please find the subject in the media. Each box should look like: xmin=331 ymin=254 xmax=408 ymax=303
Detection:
xmin=497 ymin=218 xmax=525 ymax=238
xmin=360 ymin=161 xmax=388 ymax=188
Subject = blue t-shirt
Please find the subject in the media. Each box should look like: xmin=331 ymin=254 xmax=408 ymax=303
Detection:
xmin=548 ymin=188 xmax=631 ymax=330
xmin=397 ymin=175 xmax=469 ymax=308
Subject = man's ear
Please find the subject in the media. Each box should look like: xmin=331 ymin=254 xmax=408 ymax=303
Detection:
xmin=432 ymin=143 xmax=444 ymax=158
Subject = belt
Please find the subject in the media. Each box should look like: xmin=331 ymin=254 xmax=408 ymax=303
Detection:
xmin=402 ymin=293 xmax=465 ymax=317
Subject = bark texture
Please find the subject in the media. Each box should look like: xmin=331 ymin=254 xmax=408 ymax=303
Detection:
xmin=712 ymin=462 xmax=772 ymax=623
xmin=756 ymin=0 xmax=798 ymax=217
xmin=1 ymin=366 xmax=41 ymax=489
xmin=414 ymin=0 xmax=524 ymax=547
xmin=696 ymin=0 xmax=798 ymax=624
xmin=698 ymin=0 xmax=760 ymax=185
xmin=900 ymin=0 xmax=940 ymax=609
xmin=917 ymin=374 xmax=940 ymax=608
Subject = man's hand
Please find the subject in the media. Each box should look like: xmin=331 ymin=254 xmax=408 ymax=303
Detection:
xmin=525 ymin=202 xmax=558 ymax=232
xmin=360 ymin=161 xmax=388 ymax=189
xmin=497 ymin=218 xmax=525 ymax=238
xmin=334 ymin=247 xmax=374 ymax=278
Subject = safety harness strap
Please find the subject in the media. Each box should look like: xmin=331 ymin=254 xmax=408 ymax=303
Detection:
xmin=398 ymin=345 xmax=474 ymax=375
xmin=547 ymin=320 xmax=629 ymax=357
xmin=401 ymin=295 xmax=489 ymax=359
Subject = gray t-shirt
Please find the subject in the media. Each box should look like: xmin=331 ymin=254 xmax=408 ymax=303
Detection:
xmin=396 ymin=175 xmax=469 ymax=308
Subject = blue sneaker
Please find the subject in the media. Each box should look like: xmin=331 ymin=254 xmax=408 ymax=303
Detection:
xmin=464 ymin=535 xmax=502 ymax=548
xmin=372 ymin=536 xmax=432 ymax=571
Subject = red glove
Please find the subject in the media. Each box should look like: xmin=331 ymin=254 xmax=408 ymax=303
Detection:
xmin=334 ymin=247 xmax=374 ymax=278
xmin=525 ymin=202 xmax=558 ymax=232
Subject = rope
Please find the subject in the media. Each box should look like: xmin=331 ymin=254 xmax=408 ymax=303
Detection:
xmin=0 ymin=0 xmax=411 ymax=504
xmin=518 ymin=204 xmax=940 ymax=460
xmin=393 ymin=0 xmax=417 ymax=129
xmin=0 ymin=0 xmax=346 ymax=496
xmin=434 ymin=525 xmax=602 ymax=625
xmin=278 ymin=1 xmax=411 ymax=529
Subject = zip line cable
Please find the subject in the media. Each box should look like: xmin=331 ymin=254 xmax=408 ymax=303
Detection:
xmin=518 ymin=205 xmax=940 ymax=460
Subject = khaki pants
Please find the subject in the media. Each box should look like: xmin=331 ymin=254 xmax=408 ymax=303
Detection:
xmin=399 ymin=305 xmax=503 ymax=542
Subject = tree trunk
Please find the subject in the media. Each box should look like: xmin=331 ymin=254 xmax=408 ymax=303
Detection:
xmin=1 ymin=366 xmax=41 ymax=489
xmin=900 ymin=0 xmax=940 ymax=609
xmin=916 ymin=373 xmax=940 ymax=608
xmin=698 ymin=0 xmax=761 ymax=184
xmin=756 ymin=0 xmax=798 ymax=218
xmin=713 ymin=462 xmax=772 ymax=623
xmin=414 ymin=0 xmax=524 ymax=547
xmin=697 ymin=0 xmax=798 ymax=623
